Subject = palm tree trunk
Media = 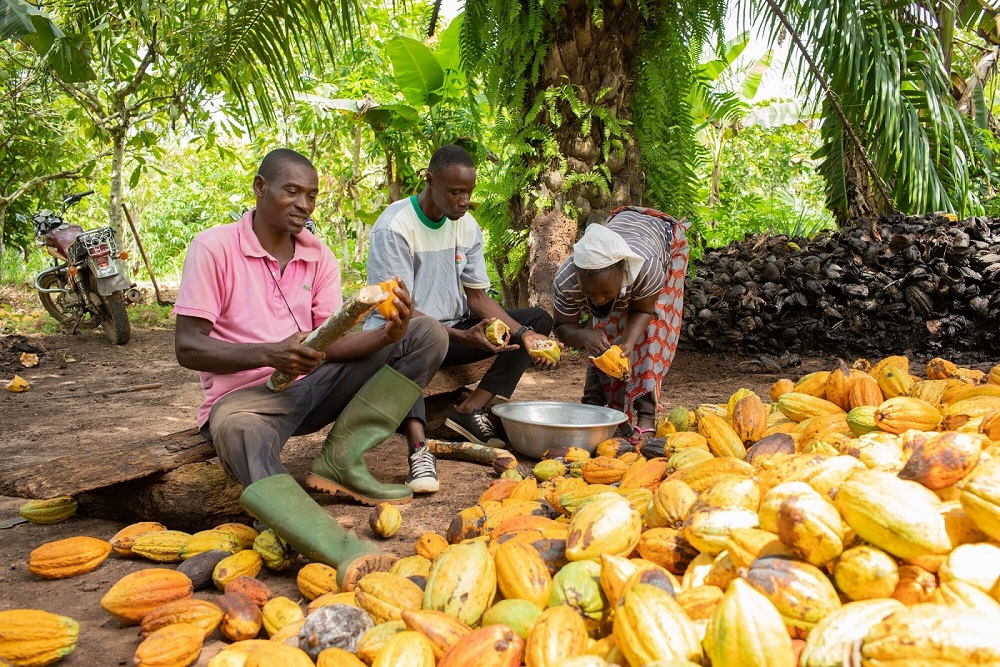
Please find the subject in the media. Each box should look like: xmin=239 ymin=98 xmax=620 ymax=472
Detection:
xmin=504 ymin=2 xmax=644 ymax=306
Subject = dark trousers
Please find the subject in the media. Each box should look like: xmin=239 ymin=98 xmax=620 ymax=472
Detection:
xmin=407 ymin=307 xmax=554 ymax=423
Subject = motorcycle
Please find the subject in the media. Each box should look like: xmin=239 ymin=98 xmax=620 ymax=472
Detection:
xmin=30 ymin=190 xmax=139 ymax=345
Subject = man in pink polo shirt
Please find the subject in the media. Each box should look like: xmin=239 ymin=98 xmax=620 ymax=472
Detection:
xmin=174 ymin=148 xmax=448 ymax=590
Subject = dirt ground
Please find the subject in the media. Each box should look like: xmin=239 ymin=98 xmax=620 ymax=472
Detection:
xmin=0 ymin=319 xmax=834 ymax=665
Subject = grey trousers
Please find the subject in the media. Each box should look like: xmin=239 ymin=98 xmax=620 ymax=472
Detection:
xmin=202 ymin=317 xmax=448 ymax=485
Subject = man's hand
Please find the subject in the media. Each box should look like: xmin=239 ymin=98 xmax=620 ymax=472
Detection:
xmin=460 ymin=318 xmax=521 ymax=353
xmin=265 ymin=332 xmax=325 ymax=376
xmin=382 ymin=279 xmax=414 ymax=343
xmin=522 ymin=331 xmax=562 ymax=368
xmin=580 ymin=329 xmax=612 ymax=357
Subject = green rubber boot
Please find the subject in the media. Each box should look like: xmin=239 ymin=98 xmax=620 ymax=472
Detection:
xmin=305 ymin=365 xmax=421 ymax=505
xmin=240 ymin=473 xmax=394 ymax=590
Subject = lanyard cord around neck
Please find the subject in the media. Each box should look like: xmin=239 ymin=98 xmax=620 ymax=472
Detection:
xmin=264 ymin=257 xmax=304 ymax=333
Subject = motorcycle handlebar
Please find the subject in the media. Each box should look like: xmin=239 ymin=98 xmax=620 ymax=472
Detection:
xmin=60 ymin=190 xmax=94 ymax=214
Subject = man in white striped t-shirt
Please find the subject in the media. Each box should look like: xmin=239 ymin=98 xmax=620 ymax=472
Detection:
xmin=366 ymin=145 xmax=556 ymax=490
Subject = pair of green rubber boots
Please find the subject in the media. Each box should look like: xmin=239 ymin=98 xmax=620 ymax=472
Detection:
xmin=240 ymin=366 xmax=419 ymax=590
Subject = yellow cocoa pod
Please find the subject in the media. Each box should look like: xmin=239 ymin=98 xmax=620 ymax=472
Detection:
xmin=18 ymin=496 xmax=77 ymax=525
xmin=179 ymin=529 xmax=243 ymax=560
xmin=794 ymin=371 xmax=831 ymax=398
xmin=873 ymin=396 xmax=941 ymax=434
xmin=495 ymin=541 xmax=552 ymax=609
xmin=140 ymin=598 xmax=223 ymax=638
xmin=484 ymin=319 xmax=510 ymax=345
xmin=724 ymin=527 xmax=791 ymax=570
xmin=132 ymin=530 xmax=192 ymax=563
xmin=244 ymin=643 xmax=314 ymax=667
xmin=101 ymin=569 xmax=193 ymax=625
xmin=848 ymin=373 xmax=884 ymax=409
xmin=295 ymin=562 xmax=339 ymax=600
xmin=682 ymin=506 xmax=760 ymax=556
xmin=376 ymin=278 xmax=400 ymax=320
xmin=776 ymin=392 xmax=845 ymax=422
xmin=528 ymin=338 xmax=561 ymax=363
xmin=414 ymin=532 xmax=449 ymax=560
xmin=613 ymin=583 xmax=703 ymax=665
xmin=307 ymin=591 xmax=356 ymax=614
xmin=875 ymin=365 xmax=915 ymax=399
xmin=835 ymin=470 xmax=950 ymax=560
xmin=708 ymin=578 xmax=795 ymax=667
xmin=28 ymin=536 xmax=112 ymax=580
xmin=0 ymin=609 xmax=79 ymax=666
xmin=958 ymin=456 xmax=1000 ymax=540
xmin=110 ymin=522 xmax=169 ymax=557
xmin=697 ymin=413 xmax=747 ymax=459
xmin=581 ymin=456 xmax=629 ymax=484
xmin=590 ymin=345 xmax=629 ymax=379
xmin=897 ymin=430 xmax=983 ymax=490
xmin=423 ymin=541 xmax=497 ymax=627
xmin=525 ymin=604 xmax=590 ymax=667
xmin=133 ymin=622 xmax=204 ymax=667
xmin=213 ymin=523 xmax=259 ymax=550
xmin=212 ymin=549 xmax=263 ymax=590
xmin=635 ymin=527 xmax=699 ymax=575
xmin=261 ymin=597 xmax=304 ymax=637
xmin=372 ymin=630 xmax=435 ymax=667
xmin=775 ymin=489 xmax=844 ymax=567
xmin=833 ymin=545 xmax=899 ymax=601
xmin=647 ymin=479 xmax=697 ymax=529
xmin=938 ymin=543 xmax=1000 ymax=593
xmin=910 ymin=379 xmax=950 ymax=408
xmin=731 ymin=394 xmax=767 ymax=444
xmin=745 ymin=556 xmax=841 ymax=632
xmin=798 ymin=599 xmax=904 ymax=667
xmin=369 ymin=502 xmax=402 ymax=538
xmin=860 ymin=604 xmax=1000 ymax=664
xmin=354 ymin=572 xmax=423 ymax=624
xmin=770 ymin=378 xmax=795 ymax=401
xmin=253 ymin=530 xmax=295 ymax=571
xmin=566 ymin=492 xmax=642 ymax=561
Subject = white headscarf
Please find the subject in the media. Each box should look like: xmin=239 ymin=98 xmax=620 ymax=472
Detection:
xmin=573 ymin=223 xmax=644 ymax=286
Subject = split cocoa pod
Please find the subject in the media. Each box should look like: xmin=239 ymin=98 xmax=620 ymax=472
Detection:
xmin=484 ymin=319 xmax=510 ymax=346
xmin=528 ymin=339 xmax=561 ymax=363
xmin=376 ymin=279 xmax=400 ymax=320
xmin=590 ymin=345 xmax=629 ymax=379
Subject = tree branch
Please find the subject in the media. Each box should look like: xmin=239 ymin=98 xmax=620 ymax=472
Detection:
xmin=0 ymin=151 xmax=110 ymax=205
xmin=957 ymin=47 xmax=1000 ymax=115
xmin=55 ymin=78 xmax=106 ymax=118
xmin=120 ymin=39 xmax=158 ymax=101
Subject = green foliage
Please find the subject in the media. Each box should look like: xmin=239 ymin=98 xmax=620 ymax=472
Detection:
xmin=700 ymin=122 xmax=835 ymax=247
xmin=762 ymin=0 xmax=979 ymax=220
xmin=635 ymin=0 xmax=725 ymax=219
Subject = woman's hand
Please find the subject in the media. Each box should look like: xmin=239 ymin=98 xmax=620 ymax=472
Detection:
xmin=580 ymin=329 xmax=612 ymax=357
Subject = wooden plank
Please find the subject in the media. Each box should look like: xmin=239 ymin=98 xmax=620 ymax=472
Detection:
xmin=423 ymin=359 xmax=492 ymax=396
xmin=0 ymin=428 xmax=215 ymax=499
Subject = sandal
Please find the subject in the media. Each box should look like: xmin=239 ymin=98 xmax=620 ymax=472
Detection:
xmin=629 ymin=426 xmax=656 ymax=445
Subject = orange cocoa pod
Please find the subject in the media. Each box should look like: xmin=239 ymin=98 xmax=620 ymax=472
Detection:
xmin=376 ymin=279 xmax=400 ymax=319
xmin=438 ymin=624 xmax=523 ymax=667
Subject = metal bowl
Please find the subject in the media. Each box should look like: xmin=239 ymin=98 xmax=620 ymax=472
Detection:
xmin=491 ymin=401 xmax=628 ymax=459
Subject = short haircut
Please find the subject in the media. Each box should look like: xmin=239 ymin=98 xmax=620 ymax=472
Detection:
xmin=257 ymin=149 xmax=314 ymax=182
xmin=428 ymin=144 xmax=475 ymax=174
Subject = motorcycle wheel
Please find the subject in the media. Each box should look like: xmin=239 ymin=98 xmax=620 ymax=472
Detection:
xmin=98 ymin=291 xmax=131 ymax=345
xmin=36 ymin=272 xmax=75 ymax=325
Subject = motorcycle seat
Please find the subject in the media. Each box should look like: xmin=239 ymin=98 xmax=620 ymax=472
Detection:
xmin=45 ymin=224 xmax=85 ymax=260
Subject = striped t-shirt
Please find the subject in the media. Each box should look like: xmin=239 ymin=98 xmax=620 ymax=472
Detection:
xmin=553 ymin=207 xmax=675 ymax=317
xmin=364 ymin=196 xmax=490 ymax=328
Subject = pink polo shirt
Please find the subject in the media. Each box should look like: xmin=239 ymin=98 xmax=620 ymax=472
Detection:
xmin=174 ymin=209 xmax=342 ymax=426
